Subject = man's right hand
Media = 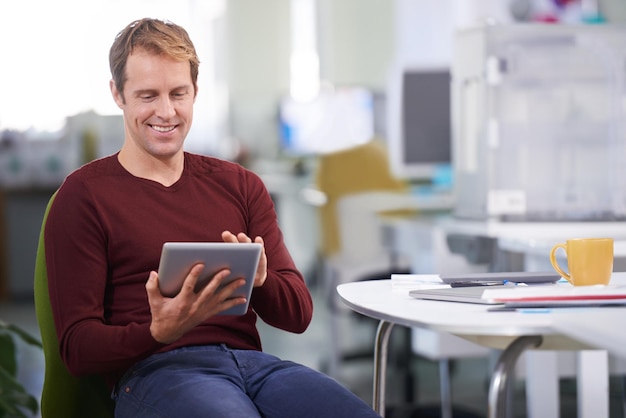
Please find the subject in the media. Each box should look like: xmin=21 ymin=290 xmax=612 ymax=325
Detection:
xmin=145 ymin=264 xmax=247 ymax=344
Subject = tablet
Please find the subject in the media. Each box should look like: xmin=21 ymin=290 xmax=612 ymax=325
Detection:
xmin=157 ymin=242 xmax=262 ymax=315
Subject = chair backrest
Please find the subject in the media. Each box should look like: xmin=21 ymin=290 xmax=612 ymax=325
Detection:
xmin=314 ymin=139 xmax=409 ymax=258
xmin=33 ymin=192 xmax=115 ymax=418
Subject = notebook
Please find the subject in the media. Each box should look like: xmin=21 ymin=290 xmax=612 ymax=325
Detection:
xmin=409 ymin=285 xmax=511 ymax=305
xmin=438 ymin=271 xmax=561 ymax=285
xmin=410 ymin=283 xmax=626 ymax=308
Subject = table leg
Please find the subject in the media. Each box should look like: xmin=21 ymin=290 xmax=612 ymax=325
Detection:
xmin=525 ymin=351 xmax=559 ymax=418
xmin=373 ymin=320 xmax=394 ymax=416
xmin=488 ymin=335 xmax=543 ymax=418
xmin=439 ymin=358 xmax=452 ymax=418
xmin=577 ymin=350 xmax=609 ymax=418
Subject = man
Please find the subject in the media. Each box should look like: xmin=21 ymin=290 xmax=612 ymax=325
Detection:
xmin=45 ymin=18 xmax=380 ymax=418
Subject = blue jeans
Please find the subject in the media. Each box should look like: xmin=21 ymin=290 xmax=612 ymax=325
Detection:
xmin=112 ymin=345 xmax=381 ymax=418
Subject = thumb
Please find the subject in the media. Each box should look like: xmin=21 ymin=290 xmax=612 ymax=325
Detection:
xmin=145 ymin=271 xmax=160 ymax=295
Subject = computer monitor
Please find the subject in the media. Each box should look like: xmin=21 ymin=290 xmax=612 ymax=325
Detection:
xmin=278 ymin=87 xmax=375 ymax=156
xmin=386 ymin=66 xmax=452 ymax=183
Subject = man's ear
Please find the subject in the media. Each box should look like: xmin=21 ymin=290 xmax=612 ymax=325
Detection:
xmin=110 ymin=80 xmax=125 ymax=108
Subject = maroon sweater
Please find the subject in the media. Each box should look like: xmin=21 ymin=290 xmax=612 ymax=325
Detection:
xmin=44 ymin=152 xmax=313 ymax=389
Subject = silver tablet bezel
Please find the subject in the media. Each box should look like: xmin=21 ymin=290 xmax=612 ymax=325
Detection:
xmin=157 ymin=242 xmax=262 ymax=315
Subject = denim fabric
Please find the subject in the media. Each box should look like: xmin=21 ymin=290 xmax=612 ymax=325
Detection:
xmin=112 ymin=345 xmax=381 ymax=418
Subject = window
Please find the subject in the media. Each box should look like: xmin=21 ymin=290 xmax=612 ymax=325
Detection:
xmin=0 ymin=0 xmax=226 ymax=153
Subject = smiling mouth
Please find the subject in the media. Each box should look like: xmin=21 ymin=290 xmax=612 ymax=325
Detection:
xmin=151 ymin=124 xmax=176 ymax=133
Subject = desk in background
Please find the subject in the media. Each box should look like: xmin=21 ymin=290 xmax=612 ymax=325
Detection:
xmin=378 ymin=214 xmax=626 ymax=417
xmin=337 ymin=276 xmax=626 ymax=418
xmin=437 ymin=217 xmax=626 ymax=272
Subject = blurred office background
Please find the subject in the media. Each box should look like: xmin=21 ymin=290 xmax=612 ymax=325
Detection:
xmin=2 ymin=0 xmax=626 ymax=417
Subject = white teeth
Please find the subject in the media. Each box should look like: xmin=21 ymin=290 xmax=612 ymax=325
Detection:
xmin=152 ymin=125 xmax=175 ymax=132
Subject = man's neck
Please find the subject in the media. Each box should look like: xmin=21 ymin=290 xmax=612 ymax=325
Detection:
xmin=117 ymin=148 xmax=184 ymax=187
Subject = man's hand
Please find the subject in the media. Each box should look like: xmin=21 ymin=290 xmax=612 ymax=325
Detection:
xmin=222 ymin=230 xmax=267 ymax=288
xmin=145 ymin=264 xmax=246 ymax=344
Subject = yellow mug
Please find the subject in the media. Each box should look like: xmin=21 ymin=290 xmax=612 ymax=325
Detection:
xmin=549 ymin=238 xmax=614 ymax=286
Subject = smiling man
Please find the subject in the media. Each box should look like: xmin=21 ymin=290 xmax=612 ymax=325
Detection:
xmin=44 ymin=18 xmax=381 ymax=418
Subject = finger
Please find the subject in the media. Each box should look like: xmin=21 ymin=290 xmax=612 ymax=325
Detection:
xmin=219 ymin=276 xmax=246 ymax=294
xmin=221 ymin=230 xmax=238 ymax=243
xmin=145 ymin=271 xmax=166 ymax=313
xmin=205 ymin=268 xmax=231 ymax=290
xmin=216 ymin=295 xmax=248 ymax=315
xmin=209 ymin=273 xmax=245 ymax=299
xmin=237 ymin=232 xmax=252 ymax=243
xmin=178 ymin=263 xmax=205 ymax=296
xmin=254 ymin=236 xmax=268 ymax=280
xmin=196 ymin=273 xmax=244 ymax=308
xmin=193 ymin=268 xmax=232 ymax=301
xmin=214 ymin=278 xmax=247 ymax=313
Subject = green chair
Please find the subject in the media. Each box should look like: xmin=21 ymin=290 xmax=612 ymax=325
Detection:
xmin=34 ymin=192 xmax=115 ymax=417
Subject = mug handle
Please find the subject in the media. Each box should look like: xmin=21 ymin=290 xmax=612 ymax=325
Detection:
xmin=550 ymin=243 xmax=571 ymax=283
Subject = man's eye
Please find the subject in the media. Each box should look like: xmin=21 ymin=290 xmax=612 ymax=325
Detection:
xmin=141 ymin=95 xmax=155 ymax=100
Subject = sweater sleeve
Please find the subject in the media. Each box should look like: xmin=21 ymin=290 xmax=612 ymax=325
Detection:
xmin=45 ymin=178 xmax=164 ymax=377
xmin=244 ymin=171 xmax=313 ymax=333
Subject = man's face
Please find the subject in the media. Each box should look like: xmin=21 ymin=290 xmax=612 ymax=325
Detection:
xmin=111 ymin=49 xmax=195 ymax=160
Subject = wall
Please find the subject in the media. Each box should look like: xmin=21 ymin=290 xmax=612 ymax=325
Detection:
xmin=225 ymin=0 xmax=395 ymax=161
xmin=225 ymin=0 xmax=291 ymax=160
xmin=317 ymin=0 xmax=394 ymax=88
xmin=601 ymin=0 xmax=626 ymax=21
